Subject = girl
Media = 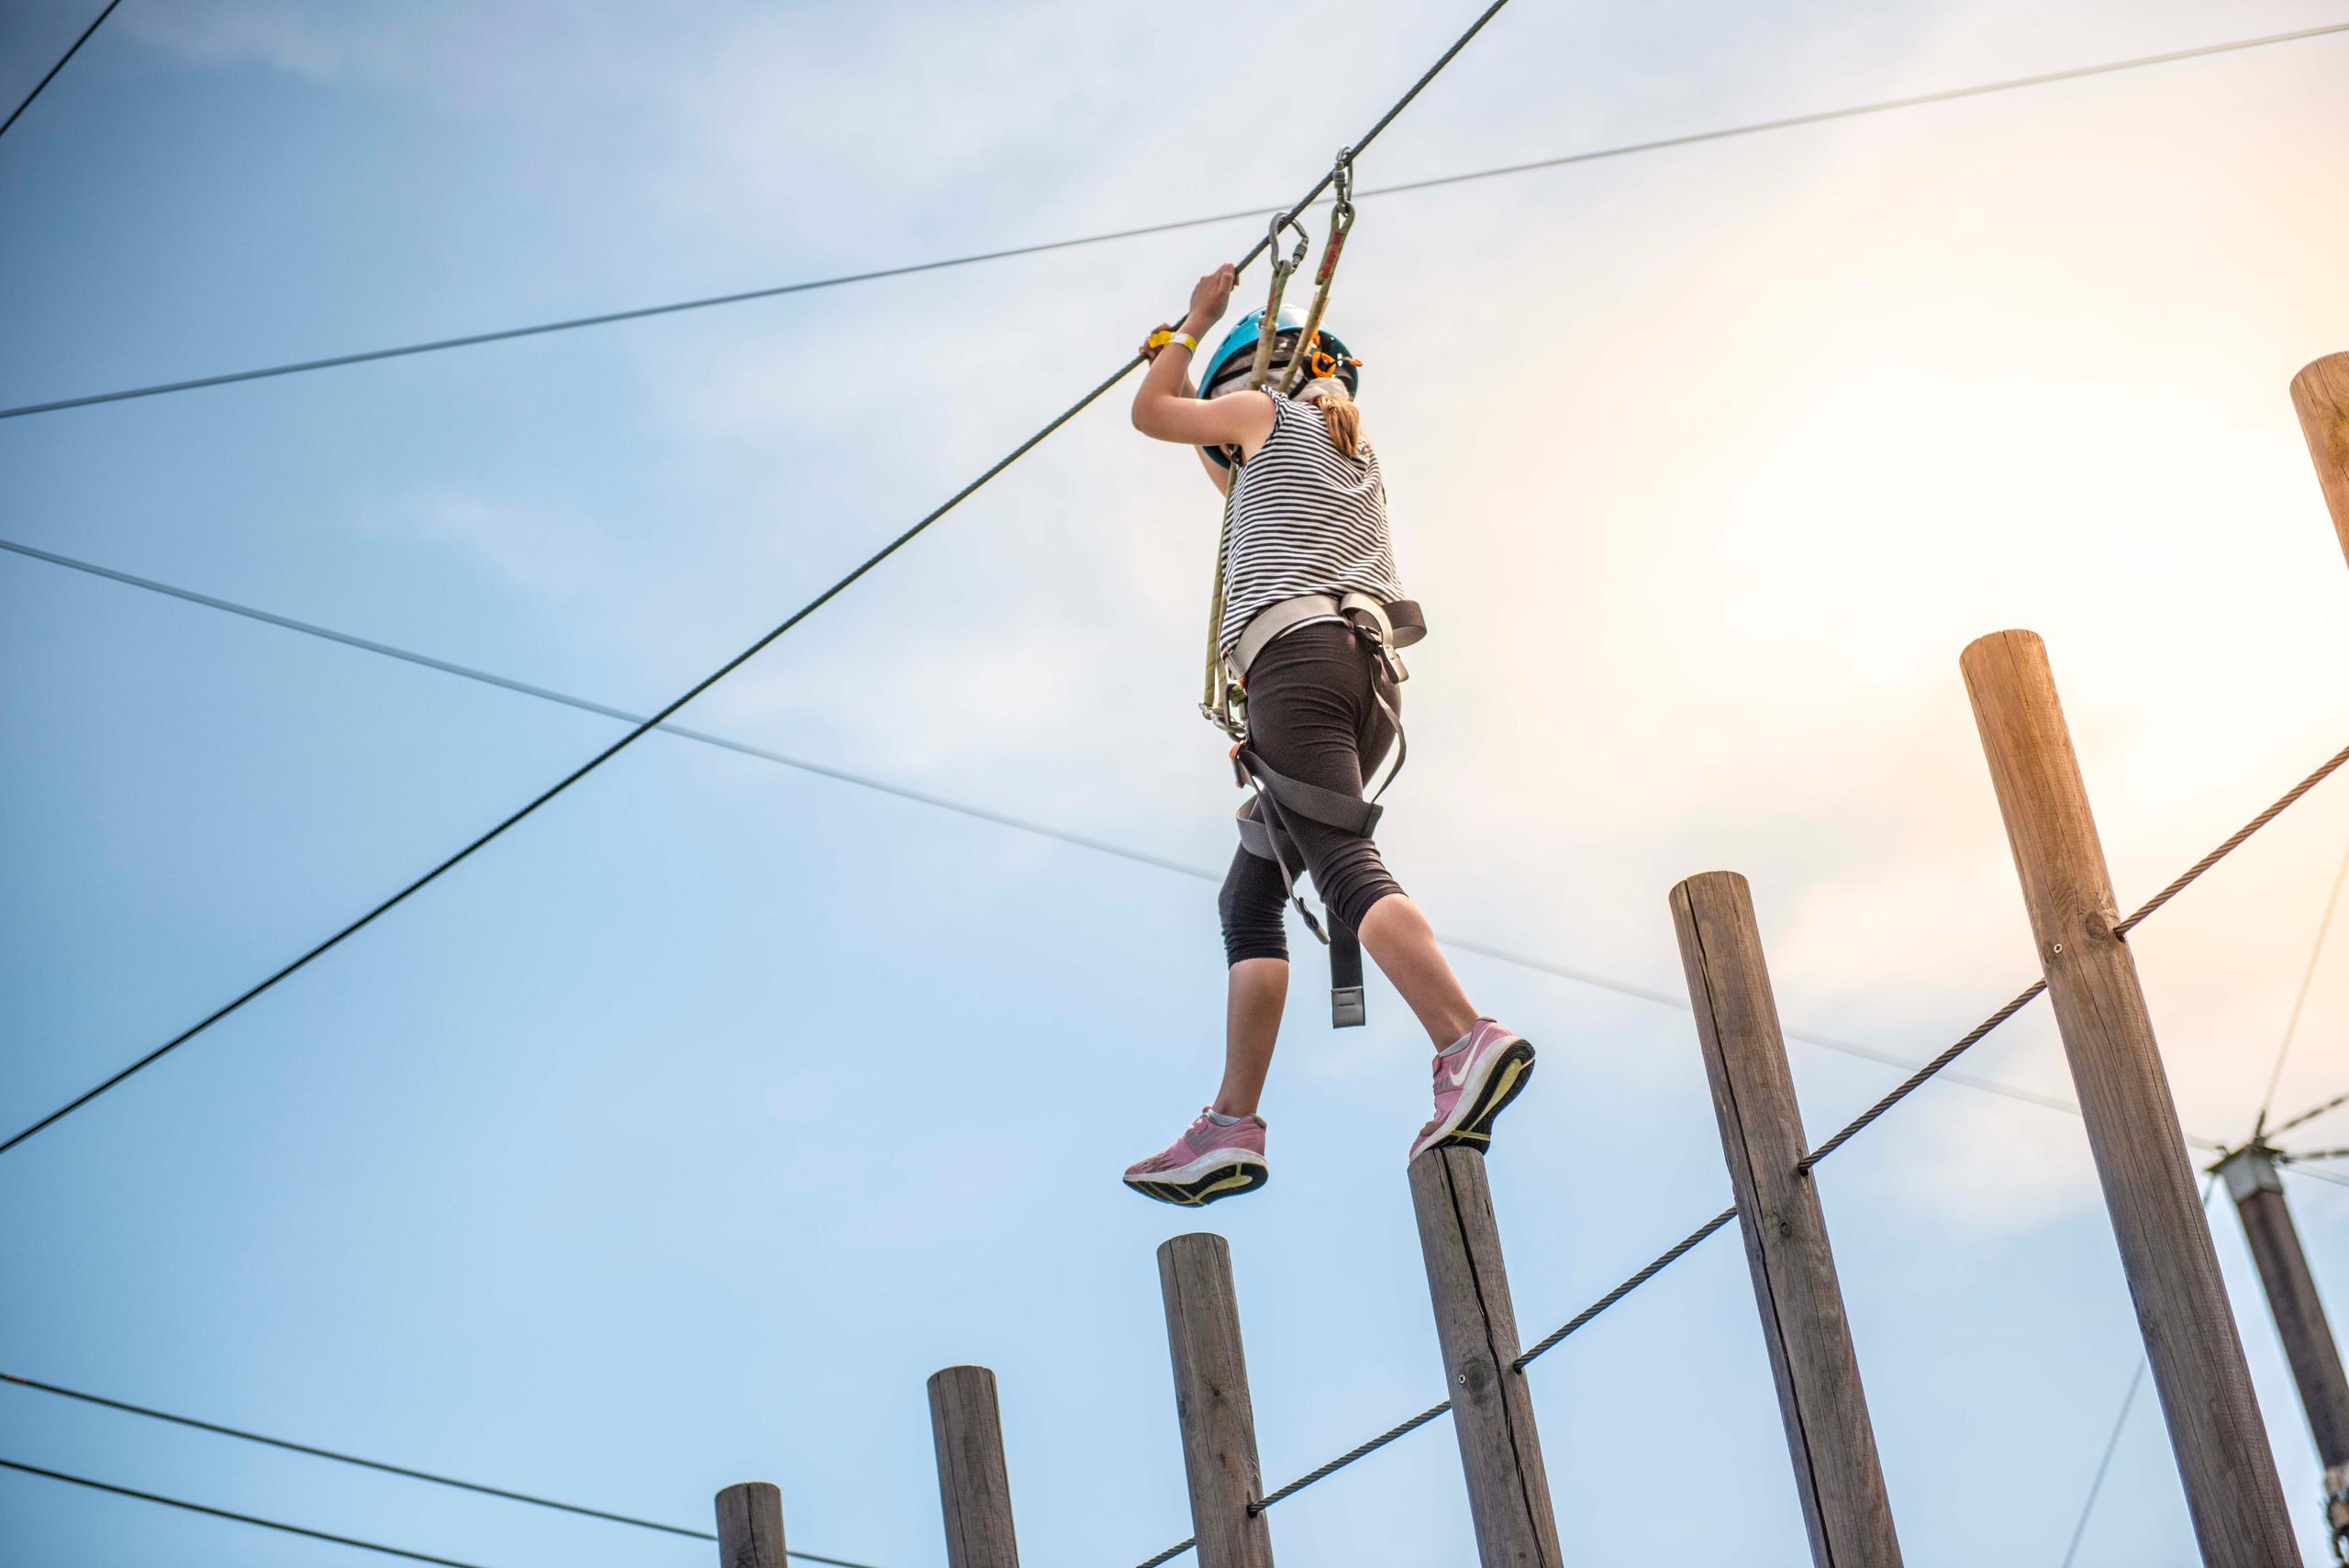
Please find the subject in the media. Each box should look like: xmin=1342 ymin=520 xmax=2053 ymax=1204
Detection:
xmin=1120 ymin=261 xmax=1535 ymax=1207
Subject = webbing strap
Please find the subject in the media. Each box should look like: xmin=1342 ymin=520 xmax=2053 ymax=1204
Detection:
xmin=1329 ymin=917 xmax=1366 ymax=1028
xmin=1226 ymin=620 xmax=1407 ymax=1031
xmin=1234 ymin=751 xmax=1384 ymax=840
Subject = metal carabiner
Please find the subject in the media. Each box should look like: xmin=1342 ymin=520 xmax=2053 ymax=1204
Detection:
xmin=1281 ymin=148 xmax=1359 ymax=395
xmin=1246 ymin=209 xmax=1311 ymax=390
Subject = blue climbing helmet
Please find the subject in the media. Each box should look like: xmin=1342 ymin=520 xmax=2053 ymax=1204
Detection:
xmin=1196 ymin=306 xmax=1362 ymax=468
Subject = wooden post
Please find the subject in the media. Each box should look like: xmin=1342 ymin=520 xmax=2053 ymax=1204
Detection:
xmin=1963 ymin=628 xmax=2297 ymax=1565
xmin=1158 ymin=1232 xmax=1275 ymax=1568
xmin=2291 ymin=353 xmax=2349 ymax=576
xmin=714 ymin=1482 xmax=787 ymax=1568
xmin=1408 ymin=1147 xmax=1563 ymax=1567
xmin=2221 ymin=1145 xmax=2349 ymax=1551
xmin=929 ymin=1365 xmax=1021 ymax=1568
xmin=1669 ymin=871 xmax=1904 ymax=1567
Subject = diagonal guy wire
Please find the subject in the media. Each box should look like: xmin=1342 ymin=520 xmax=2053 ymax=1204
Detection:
xmin=0 ymin=0 xmax=1519 ymax=1159
xmin=5 ymin=22 xmax=2343 ymax=421
xmin=1 ymin=531 xmax=2141 ymax=1130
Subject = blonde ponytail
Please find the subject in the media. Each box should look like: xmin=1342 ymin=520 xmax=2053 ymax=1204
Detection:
xmin=1317 ymin=387 xmax=1364 ymax=459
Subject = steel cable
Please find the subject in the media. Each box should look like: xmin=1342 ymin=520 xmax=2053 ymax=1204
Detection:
xmin=0 ymin=0 xmax=120 ymax=143
xmin=1797 ymin=740 xmax=2349 ymax=1175
xmin=7 ymin=21 xmax=2343 ymax=422
xmin=0 ymin=1457 xmax=495 ymax=1568
xmin=0 ymin=532 xmax=2126 ymax=1130
xmin=0 ymin=355 xmax=1135 ymax=1157
xmin=0 ymin=0 xmax=1522 ymax=1158
xmin=1121 ymin=737 xmax=2349 ymax=1556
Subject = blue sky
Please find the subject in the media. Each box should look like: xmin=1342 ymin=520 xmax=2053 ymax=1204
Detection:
xmin=6 ymin=2 xmax=2349 ymax=1564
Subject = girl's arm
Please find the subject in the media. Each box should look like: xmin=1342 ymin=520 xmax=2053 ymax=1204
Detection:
xmin=1132 ymin=264 xmax=1275 ymax=471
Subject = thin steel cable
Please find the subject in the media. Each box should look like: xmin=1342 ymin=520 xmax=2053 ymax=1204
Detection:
xmin=1 ymin=1372 xmax=703 ymax=1539
xmin=1360 ymin=20 xmax=2349 ymax=207
xmin=1798 ymin=740 xmax=2349 ymax=1174
xmin=1122 ymin=745 xmax=2349 ymax=1540
xmin=2057 ymin=1175 xmax=2218 ymax=1565
xmin=2252 ymin=832 xmax=2349 ymax=1135
xmin=7 ymin=19 xmax=2343 ymax=422
xmin=2278 ymin=1146 xmax=2349 ymax=1164
xmin=0 ymin=0 xmax=1522 ymax=1158
xmin=0 ymin=0 xmax=1505 ymax=425
xmin=2271 ymin=1086 xmax=2349 ymax=1140
xmin=1128 ymin=1539 xmax=1196 ymax=1568
xmin=0 ymin=0 xmax=120 ymax=142
xmin=2111 ymin=743 xmax=2349 ymax=938
xmin=2059 ymin=1345 xmax=2152 ymax=1565
xmin=2283 ymin=1162 xmax=2349 ymax=1191
xmin=0 ymin=1457 xmax=493 ymax=1568
xmin=0 ymin=1373 xmax=884 ymax=1566
xmin=0 ymin=532 xmax=2138 ymax=1134
xmin=1795 ymin=981 xmax=2048 ymax=1172
xmin=1249 ymin=1400 xmax=1455 ymax=1516
xmin=0 ymin=356 xmax=1135 ymax=1158
xmin=1514 ymin=1207 xmax=1740 ymax=1370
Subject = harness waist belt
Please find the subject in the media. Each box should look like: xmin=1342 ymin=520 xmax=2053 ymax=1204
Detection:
xmin=1227 ymin=592 xmax=1425 ymax=684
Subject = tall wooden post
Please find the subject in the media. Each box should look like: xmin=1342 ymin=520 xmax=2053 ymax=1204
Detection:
xmin=1669 ymin=871 xmax=1904 ymax=1567
xmin=714 ymin=1482 xmax=787 ymax=1568
xmin=1158 ymin=1232 xmax=1275 ymax=1568
xmin=1963 ymin=628 xmax=2297 ymax=1565
xmin=2221 ymin=1145 xmax=2349 ymax=1554
xmin=2291 ymin=353 xmax=2349 ymax=576
xmin=1408 ymin=1147 xmax=1563 ymax=1566
xmin=930 ymin=1365 xmax=1021 ymax=1568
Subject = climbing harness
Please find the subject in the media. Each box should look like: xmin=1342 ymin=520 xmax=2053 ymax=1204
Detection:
xmin=1223 ymin=592 xmax=1423 ymax=1028
xmin=1193 ymin=151 xmax=1408 ymax=1029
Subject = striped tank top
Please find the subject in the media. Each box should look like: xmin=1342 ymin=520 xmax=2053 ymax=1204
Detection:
xmin=1217 ymin=391 xmax=1405 ymax=654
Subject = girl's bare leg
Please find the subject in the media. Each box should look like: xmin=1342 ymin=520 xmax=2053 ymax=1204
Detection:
xmin=1214 ymin=958 xmax=1288 ymax=1117
xmin=1358 ymin=895 xmax=1478 ymax=1046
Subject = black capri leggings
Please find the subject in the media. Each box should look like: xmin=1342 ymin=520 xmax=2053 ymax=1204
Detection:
xmin=1218 ymin=621 xmax=1406 ymax=965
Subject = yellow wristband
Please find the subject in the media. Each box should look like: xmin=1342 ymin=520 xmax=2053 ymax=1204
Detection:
xmin=1147 ymin=328 xmax=1200 ymax=353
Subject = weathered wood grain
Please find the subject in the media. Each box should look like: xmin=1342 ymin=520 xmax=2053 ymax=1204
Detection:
xmin=1964 ymin=628 xmax=2296 ymax=1566
xmin=929 ymin=1365 xmax=1021 ymax=1568
xmin=714 ymin=1481 xmax=787 ymax=1568
xmin=1158 ymin=1232 xmax=1275 ymax=1568
xmin=2291 ymin=353 xmax=2349 ymax=577
xmin=1671 ymin=869 xmax=1903 ymax=1568
xmin=1408 ymin=1147 xmax=1563 ymax=1567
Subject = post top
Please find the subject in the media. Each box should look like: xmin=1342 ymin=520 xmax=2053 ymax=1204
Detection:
xmin=2216 ymin=1143 xmax=2284 ymax=1202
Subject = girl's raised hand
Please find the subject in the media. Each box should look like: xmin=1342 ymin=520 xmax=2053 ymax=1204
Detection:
xmin=1185 ymin=264 xmax=1238 ymax=333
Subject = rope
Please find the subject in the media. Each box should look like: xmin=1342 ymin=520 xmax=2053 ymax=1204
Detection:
xmin=0 ymin=0 xmax=1523 ymax=1159
xmin=0 ymin=0 xmax=120 ymax=142
xmin=0 ymin=1457 xmax=495 ymax=1568
xmin=10 ymin=20 xmax=2343 ymax=423
xmin=1797 ymin=739 xmax=2349 ymax=1175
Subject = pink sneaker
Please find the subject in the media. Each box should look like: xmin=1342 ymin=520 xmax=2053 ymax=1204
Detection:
xmin=1409 ymin=1020 xmax=1536 ymax=1160
xmin=1123 ymin=1109 xmax=1269 ymax=1207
